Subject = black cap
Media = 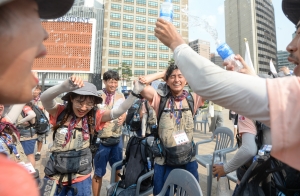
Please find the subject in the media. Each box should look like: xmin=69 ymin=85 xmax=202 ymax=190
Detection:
xmin=0 ymin=0 xmax=74 ymax=19
xmin=282 ymin=0 xmax=300 ymax=25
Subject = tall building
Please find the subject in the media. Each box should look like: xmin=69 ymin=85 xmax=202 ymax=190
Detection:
xmin=277 ymin=50 xmax=295 ymax=70
xmin=224 ymin=0 xmax=277 ymax=74
xmin=210 ymin=53 xmax=224 ymax=68
xmin=33 ymin=0 xmax=105 ymax=90
xmin=188 ymin=39 xmax=210 ymax=60
xmin=102 ymin=0 xmax=189 ymax=89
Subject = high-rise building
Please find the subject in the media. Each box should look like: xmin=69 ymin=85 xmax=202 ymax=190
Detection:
xmin=102 ymin=0 xmax=188 ymax=89
xmin=188 ymin=39 xmax=210 ymax=60
xmin=210 ymin=53 xmax=224 ymax=68
xmin=224 ymin=0 xmax=277 ymax=74
xmin=33 ymin=0 xmax=105 ymax=90
xmin=277 ymin=50 xmax=295 ymax=70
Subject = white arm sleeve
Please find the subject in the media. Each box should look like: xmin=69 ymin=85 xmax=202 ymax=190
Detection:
xmin=18 ymin=111 xmax=36 ymax=124
xmin=110 ymin=94 xmax=137 ymax=120
xmin=142 ymin=113 xmax=148 ymax=136
xmin=3 ymin=104 xmax=25 ymax=124
xmin=174 ymin=44 xmax=270 ymax=125
xmin=223 ymin=133 xmax=257 ymax=173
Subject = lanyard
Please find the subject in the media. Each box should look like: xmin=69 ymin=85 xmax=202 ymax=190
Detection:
xmin=171 ymin=101 xmax=182 ymax=125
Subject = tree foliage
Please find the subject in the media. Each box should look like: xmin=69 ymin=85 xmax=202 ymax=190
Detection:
xmin=117 ymin=62 xmax=132 ymax=82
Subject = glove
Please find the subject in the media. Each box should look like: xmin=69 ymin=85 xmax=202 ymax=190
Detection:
xmin=132 ymin=80 xmax=145 ymax=94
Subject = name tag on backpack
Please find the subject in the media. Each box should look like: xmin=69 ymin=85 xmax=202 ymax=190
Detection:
xmin=173 ymin=131 xmax=189 ymax=146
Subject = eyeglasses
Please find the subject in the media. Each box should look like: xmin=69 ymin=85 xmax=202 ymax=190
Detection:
xmin=73 ymin=100 xmax=95 ymax=110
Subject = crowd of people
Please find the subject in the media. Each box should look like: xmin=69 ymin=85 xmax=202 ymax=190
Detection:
xmin=1 ymin=0 xmax=300 ymax=195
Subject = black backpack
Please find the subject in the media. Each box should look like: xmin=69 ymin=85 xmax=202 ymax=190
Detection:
xmin=117 ymin=136 xmax=154 ymax=192
xmin=236 ymin=155 xmax=300 ymax=196
xmin=22 ymin=105 xmax=49 ymax=135
xmin=125 ymin=99 xmax=143 ymax=132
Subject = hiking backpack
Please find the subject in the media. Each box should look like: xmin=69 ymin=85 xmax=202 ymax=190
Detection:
xmin=22 ymin=105 xmax=49 ymax=135
xmin=111 ymin=136 xmax=154 ymax=195
xmin=125 ymin=99 xmax=143 ymax=132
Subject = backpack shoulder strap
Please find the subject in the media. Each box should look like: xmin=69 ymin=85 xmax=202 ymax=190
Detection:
xmin=186 ymin=93 xmax=194 ymax=116
xmin=157 ymin=95 xmax=168 ymax=125
xmin=53 ymin=109 xmax=67 ymax=141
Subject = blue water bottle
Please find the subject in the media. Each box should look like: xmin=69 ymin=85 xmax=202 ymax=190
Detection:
xmin=216 ymin=41 xmax=243 ymax=71
xmin=159 ymin=0 xmax=173 ymax=22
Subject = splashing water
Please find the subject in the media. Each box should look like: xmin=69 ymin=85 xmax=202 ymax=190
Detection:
xmin=181 ymin=6 xmax=219 ymax=45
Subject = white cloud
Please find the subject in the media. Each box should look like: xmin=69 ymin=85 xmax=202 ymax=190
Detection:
xmin=217 ymin=4 xmax=224 ymax=15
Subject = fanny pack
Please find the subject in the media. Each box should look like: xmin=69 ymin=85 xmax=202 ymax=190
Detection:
xmin=152 ymin=139 xmax=196 ymax=167
xmin=163 ymin=142 xmax=196 ymax=167
xmin=44 ymin=148 xmax=92 ymax=176
xmin=100 ymin=136 xmax=120 ymax=147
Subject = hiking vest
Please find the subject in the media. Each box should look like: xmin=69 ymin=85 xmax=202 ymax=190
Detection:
xmin=155 ymin=94 xmax=195 ymax=165
xmin=0 ymin=132 xmax=27 ymax=163
xmin=50 ymin=119 xmax=90 ymax=152
xmin=145 ymin=101 xmax=157 ymax=135
xmin=97 ymin=90 xmax=124 ymax=138
xmin=45 ymin=113 xmax=93 ymax=184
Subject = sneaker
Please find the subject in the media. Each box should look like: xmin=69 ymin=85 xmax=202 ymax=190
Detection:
xmin=35 ymin=153 xmax=41 ymax=161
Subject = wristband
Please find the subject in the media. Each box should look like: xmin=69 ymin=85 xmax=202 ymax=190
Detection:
xmin=131 ymin=91 xmax=143 ymax=99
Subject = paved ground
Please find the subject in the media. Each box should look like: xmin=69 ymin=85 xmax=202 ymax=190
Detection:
xmin=35 ymin=109 xmax=237 ymax=196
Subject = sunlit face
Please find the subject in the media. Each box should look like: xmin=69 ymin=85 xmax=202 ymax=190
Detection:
xmin=0 ymin=0 xmax=48 ymax=104
xmin=287 ymin=21 xmax=300 ymax=77
xmin=103 ymin=79 xmax=118 ymax=93
xmin=33 ymin=88 xmax=41 ymax=99
xmin=71 ymin=96 xmax=95 ymax=118
xmin=166 ymin=69 xmax=187 ymax=96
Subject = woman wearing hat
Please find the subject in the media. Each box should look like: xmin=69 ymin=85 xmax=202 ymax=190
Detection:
xmin=41 ymin=75 xmax=144 ymax=196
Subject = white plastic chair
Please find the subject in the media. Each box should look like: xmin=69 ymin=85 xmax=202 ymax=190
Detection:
xmin=194 ymin=108 xmax=210 ymax=134
xmin=156 ymin=169 xmax=203 ymax=196
xmin=195 ymin=127 xmax=235 ymax=196
xmin=106 ymin=160 xmax=154 ymax=196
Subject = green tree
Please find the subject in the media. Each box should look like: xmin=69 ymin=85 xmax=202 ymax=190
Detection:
xmin=168 ymin=58 xmax=175 ymax=65
xmin=118 ymin=62 xmax=132 ymax=86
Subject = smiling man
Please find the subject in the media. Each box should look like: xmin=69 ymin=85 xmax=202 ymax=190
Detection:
xmin=92 ymin=70 xmax=126 ymax=196
xmin=153 ymin=0 xmax=300 ymax=171
xmin=138 ymin=64 xmax=203 ymax=194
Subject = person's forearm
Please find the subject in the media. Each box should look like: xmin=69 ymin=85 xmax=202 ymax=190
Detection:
xmin=4 ymin=104 xmax=25 ymax=123
xmin=110 ymin=95 xmax=138 ymax=119
xmin=145 ymin=71 xmax=166 ymax=83
xmin=40 ymin=79 xmax=74 ymax=110
xmin=223 ymin=133 xmax=257 ymax=173
xmin=18 ymin=111 xmax=36 ymax=124
xmin=141 ymin=113 xmax=148 ymax=136
xmin=174 ymin=44 xmax=270 ymax=125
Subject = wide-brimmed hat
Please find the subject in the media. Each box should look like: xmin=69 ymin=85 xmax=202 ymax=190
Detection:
xmin=282 ymin=0 xmax=300 ymax=25
xmin=61 ymin=82 xmax=103 ymax=104
xmin=0 ymin=0 xmax=74 ymax=19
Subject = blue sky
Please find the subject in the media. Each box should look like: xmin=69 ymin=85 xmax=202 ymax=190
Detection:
xmin=188 ymin=0 xmax=296 ymax=53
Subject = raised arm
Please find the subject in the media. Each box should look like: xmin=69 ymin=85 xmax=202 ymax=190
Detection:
xmin=154 ymin=18 xmax=270 ymax=125
xmin=100 ymin=81 xmax=145 ymax=122
xmin=40 ymin=76 xmax=84 ymax=116
xmin=139 ymin=71 xmax=166 ymax=102
xmin=3 ymin=104 xmax=25 ymax=124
